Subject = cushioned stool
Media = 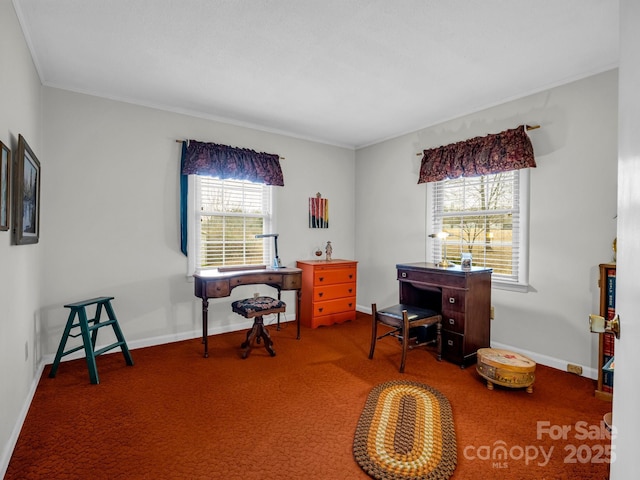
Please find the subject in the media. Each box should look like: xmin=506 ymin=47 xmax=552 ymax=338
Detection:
xmin=232 ymin=296 xmax=286 ymax=359
xmin=369 ymin=303 xmax=442 ymax=373
xmin=476 ymin=348 xmax=536 ymax=393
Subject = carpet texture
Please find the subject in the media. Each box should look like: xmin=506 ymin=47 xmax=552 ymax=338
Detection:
xmin=354 ymin=380 xmax=456 ymax=479
xmin=6 ymin=312 xmax=611 ymax=479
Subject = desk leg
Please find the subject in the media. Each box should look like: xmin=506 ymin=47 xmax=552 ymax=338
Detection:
xmin=296 ymin=289 xmax=301 ymax=340
xmin=276 ymin=289 xmax=282 ymax=331
xmin=202 ymin=297 xmax=209 ymax=358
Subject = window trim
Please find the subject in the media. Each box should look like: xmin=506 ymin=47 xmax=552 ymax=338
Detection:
xmin=426 ymin=169 xmax=530 ymax=292
xmin=187 ymin=175 xmax=276 ymax=276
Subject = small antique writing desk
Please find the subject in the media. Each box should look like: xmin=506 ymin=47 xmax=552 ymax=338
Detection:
xmin=193 ymin=266 xmax=303 ymax=358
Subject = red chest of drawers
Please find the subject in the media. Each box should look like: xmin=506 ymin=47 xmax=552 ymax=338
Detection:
xmin=297 ymin=259 xmax=357 ymax=328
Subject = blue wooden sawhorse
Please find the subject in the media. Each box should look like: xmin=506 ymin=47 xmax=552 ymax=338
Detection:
xmin=48 ymin=296 xmax=134 ymax=384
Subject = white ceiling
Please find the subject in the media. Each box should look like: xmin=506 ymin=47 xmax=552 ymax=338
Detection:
xmin=14 ymin=0 xmax=619 ymax=149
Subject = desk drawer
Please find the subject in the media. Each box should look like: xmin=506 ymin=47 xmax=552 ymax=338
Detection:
xmin=442 ymin=311 xmax=465 ymax=334
xmin=231 ymin=273 xmax=282 ymax=288
xmin=281 ymin=274 xmax=302 ymax=290
xmin=314 ymin=267 xmax=356 ymax=286
xmin=397 ymin=268 xmax=466 ymax=289
xmin=313 ymin=297 xmax=356 ymax=317
xmin=442 ymin=331 xmax=464 ymax=365
xmin=204 ymin=279 xmax=230 ymax=298
xmin=442 ymin=288 xmax=466 ymax=313
xmin=313 ymin=283 xmax=355 ymax=301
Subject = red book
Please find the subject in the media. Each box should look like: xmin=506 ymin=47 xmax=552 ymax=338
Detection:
xmin=603 ymin=332 xmax=615 ymax=356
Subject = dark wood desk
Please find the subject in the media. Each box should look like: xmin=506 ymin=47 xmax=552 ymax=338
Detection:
xmin=193 ymin=267 xmax=303 ymax=357
xmin=396 ymin=262 xmax=492 ymax=367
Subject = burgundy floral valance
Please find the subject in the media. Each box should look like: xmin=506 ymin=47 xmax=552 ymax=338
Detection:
xmin=417 ymin=125 xmax=536 ymax=184
xmin=181 ymin=140 xmax=284 ymax=186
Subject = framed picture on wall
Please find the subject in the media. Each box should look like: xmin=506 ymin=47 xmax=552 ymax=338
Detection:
xmin=1 ymin=141 xmax=10 ymax=231
xmin=13 ymin=134 xmax=41 ymax=245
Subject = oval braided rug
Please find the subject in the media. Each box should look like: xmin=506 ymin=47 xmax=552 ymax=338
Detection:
xmin=353 ymin=380 xmax=457 ymax=479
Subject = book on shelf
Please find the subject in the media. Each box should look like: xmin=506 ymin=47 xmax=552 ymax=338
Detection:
xmin=603 ymin=356 xmax=615 ymax=373
xmin=603 ymin=332 xmax=615 ymax=356
xmin=597 ymin=264 xmax=616 ymax=397
xmin=606 ymin=268 xmax=616 ymax=319
xmin=602 ymin=355 xmax=614 ymax=391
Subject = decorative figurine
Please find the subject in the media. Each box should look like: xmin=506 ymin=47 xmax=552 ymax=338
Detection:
xmin=325 ymin=241 xmax=332 ymax=261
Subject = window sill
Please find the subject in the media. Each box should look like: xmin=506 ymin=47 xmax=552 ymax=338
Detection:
xmin=492 ymin=281 xmax=529 ymax=293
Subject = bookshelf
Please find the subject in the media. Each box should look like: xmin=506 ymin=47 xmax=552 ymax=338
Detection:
xmin=595 ymin=263 xmax=616 ymax=401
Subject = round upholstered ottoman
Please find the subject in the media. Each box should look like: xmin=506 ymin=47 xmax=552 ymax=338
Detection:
xmin=476 ymin=348 xmax=536 ymax=393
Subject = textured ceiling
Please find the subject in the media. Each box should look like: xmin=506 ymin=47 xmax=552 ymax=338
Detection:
xmin=14 ymin=0 xmax=619 ymax=149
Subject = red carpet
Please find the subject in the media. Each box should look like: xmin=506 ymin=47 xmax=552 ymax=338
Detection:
xmin=6 ymin=312 xmax=611 ymax=479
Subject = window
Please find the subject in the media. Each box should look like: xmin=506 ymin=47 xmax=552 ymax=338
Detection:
xmin=427 ymin=169 xmax=529 ymax=291
xmin=187 ymin=176 xmax=274 ymax=273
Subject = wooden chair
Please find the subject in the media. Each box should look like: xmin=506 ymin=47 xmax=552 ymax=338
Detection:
xmin=369 ymin=303 xmax=442 ymax=373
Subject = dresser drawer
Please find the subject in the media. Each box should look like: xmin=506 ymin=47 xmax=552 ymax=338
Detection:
xmin=314 ymin=267 xmax=356 ymax=286
xmin=310 ymin=310 xmax=355 ymax=327
xmin=442 ymin=288 xmax=466 ymax=313
xmin=313 ymin=297 xmax=356 ymax=317
xmin=441 ymin=311 xmax=465 ymax=334
xmin=313 ymin=283 xmax=355 ymax=301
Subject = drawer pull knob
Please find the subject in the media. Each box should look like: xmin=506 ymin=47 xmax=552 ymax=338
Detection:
xmin=448 ymin=340 xmax=454 ymax=346
xmin=319 ymin=307 xmax=324 ymax=313
xmin=348 ymin=303 xmax=353 ymax=307
xmin=319 ymin=277 xmax=324 ymax=282
xmin=449 ymin=297 xmax=455 ymax=304
xmin=349 ymin=274 xmax=353 ymax=279
xmin=318 ymin=292 xmax=324 ymax=297
xmin=401 ymin=272 xmax=407 ymax=278
xmin=348 ymin=288 xmax=353 ymax=293
xmin=448 ymin=318 xmax=455 ymax=325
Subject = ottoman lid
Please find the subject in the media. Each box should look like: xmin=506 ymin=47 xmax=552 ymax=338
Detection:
xmin=477 ymin=348 xmax=536 ymax=373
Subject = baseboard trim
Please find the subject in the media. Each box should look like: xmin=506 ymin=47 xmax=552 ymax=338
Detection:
xmin=489 ymin=341 xmax=597 ymax=380
xmin=1 ymin=361 xmax=45 ymax=479
xmin=356 ymin=305 xmax=597 ymax=380
xmin=2 ymin=313 xmax=295 ymax=478
xmin=40 ymin=313 xmax=295 ymax=365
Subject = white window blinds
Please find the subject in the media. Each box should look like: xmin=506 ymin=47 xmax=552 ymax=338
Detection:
xmin=194 ymin=177 xmax=272 ymax=269
xmin=431 ymin=170 xmax=529 ymax=288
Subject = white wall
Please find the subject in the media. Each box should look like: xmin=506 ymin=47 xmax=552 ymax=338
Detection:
xmin=0 ymin=0 xmax=43 ymax=475
xmin=39 ymin=88 xmax=356 ymax=353
xmin=355 ymin=70 xmax=619 ymax=375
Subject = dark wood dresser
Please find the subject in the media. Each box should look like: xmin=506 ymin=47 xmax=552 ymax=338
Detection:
xmin=396 ymin=262 xmax=492 ymax=367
